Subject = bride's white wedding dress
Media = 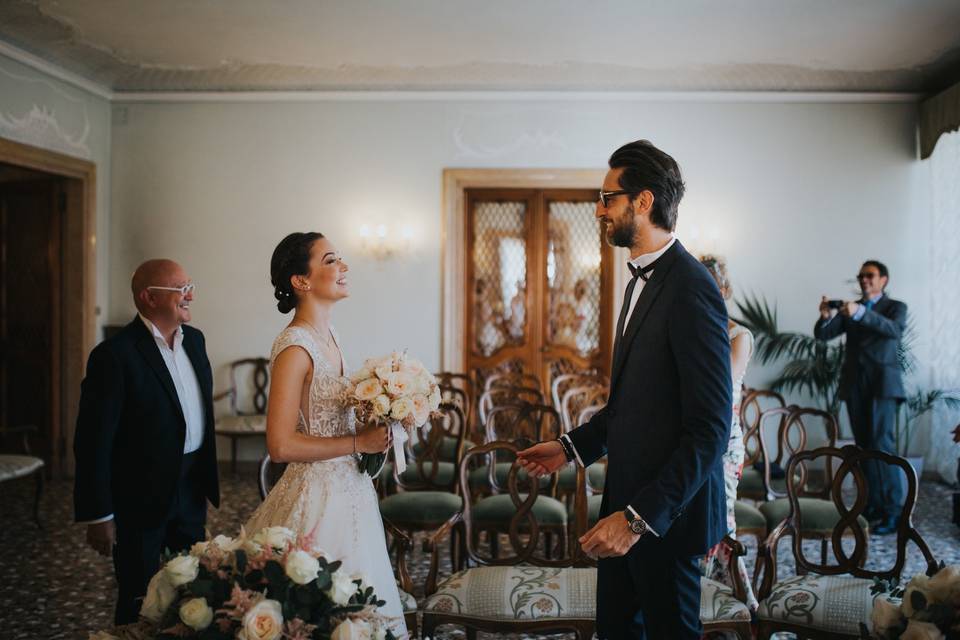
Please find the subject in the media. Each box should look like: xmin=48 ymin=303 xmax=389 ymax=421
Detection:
xmin=244 ymin=326 xmax=407 ymax=637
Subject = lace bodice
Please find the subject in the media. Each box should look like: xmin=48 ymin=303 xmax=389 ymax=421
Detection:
xmin=270 ymin=326 xmax=356 ymax=439
xmin=729 ymin=322 xmax=754 ymax=414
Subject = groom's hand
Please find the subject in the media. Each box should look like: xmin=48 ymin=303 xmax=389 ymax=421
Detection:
xmin=86 ymin=520 xmax=115 ymax=557
xmin=579 ymin=513 xmax=641 ymax=559
xmin=516 ymin=441 xmax=566 ymax=477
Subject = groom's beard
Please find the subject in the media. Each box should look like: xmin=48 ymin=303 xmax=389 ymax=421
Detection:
xmin=607 ymin=211 xmax=639 ymax=248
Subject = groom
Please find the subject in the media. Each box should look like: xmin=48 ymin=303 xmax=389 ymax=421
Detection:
xmin=74 ymin=259 xmax=220 ymax=624
xmin=518 ymin=140 xmax=731 ymax=639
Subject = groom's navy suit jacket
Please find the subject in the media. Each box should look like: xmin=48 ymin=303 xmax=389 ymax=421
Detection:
xmin=74 ymin=317 xmax=220 ymax=527
xmin=568 ymin=240 xmax=731 ymax=555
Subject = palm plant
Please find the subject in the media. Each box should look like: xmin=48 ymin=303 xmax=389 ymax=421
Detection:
xmin=896 ymin=389 xmax=960 ymax=456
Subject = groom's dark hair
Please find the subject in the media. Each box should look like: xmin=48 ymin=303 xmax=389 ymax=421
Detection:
xmin=609 ymin=140 xmax=685 ymax=232
xmin=271 ymin=231 xmax=325 ymax=314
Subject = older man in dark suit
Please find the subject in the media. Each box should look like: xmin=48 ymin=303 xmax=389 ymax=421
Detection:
xmin=74 ymin=259 xmax=220 ymax=624
xmin=519 ymin=140 xmax=731 ymax=639
xmin=815 ymin=260 xmax=906 ymax=534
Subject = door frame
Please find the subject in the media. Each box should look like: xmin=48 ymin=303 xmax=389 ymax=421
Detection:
xmin=441 ymin=169 xmax=604 ymax=372
xmin=0 ymin=136 xmax=96 ymax=477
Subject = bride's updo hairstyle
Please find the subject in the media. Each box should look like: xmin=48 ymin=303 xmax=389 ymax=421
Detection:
xmin=271 ymin=231 xmax=324 ymax=314
xmin=699 ymin=253 xmax=731 ymax=300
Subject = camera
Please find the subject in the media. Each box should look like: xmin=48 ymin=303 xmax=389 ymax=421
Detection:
xmin=826 ymin=299 xmax=844 ymax=310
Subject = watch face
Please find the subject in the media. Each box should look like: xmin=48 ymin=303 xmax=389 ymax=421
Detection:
xmin=629 ymin=519 xmax=644 ymax=535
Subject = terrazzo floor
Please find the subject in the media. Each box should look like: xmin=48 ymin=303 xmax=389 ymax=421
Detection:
xmin=1 ymin=466 xmax=957 ymax=640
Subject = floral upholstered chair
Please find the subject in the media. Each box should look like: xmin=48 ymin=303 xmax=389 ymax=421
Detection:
xmin=214 ymin=357 xmax=270 ymax=474
xmin=0 ymin=423 xmax=43 ymax=527
xmin=755 ymin=445 xmax=939 ymax=639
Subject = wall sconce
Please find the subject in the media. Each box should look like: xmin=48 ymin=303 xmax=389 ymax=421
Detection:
xmin=359 ymin=223 xmax=414 ymax=261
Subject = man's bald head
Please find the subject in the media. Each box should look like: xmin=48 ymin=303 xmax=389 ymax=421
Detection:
xmin=132 ymin=259 xmax=184 ymax=305
xmin=131 ymin=260 xmax=193 ymax=335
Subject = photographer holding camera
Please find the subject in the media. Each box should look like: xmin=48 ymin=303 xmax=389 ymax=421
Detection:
xmin=815 ymin=260 xmax=906 ymax=534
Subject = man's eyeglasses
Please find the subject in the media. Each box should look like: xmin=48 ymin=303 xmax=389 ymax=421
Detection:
xmin=598 ymin=189 xmax=635 ymax=208
xmin=856 ymin=273 xmax=878 ymax=281
xmin=147 ymin=283 xmax=196 ymax=296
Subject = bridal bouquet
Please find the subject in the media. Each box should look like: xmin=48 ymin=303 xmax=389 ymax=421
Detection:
xmin=861 ymin=563 xmax=960 ymax=640
xmin=93 ymin=527 xmax=398 ymax=640
xmin=349 ymin=351 xmax=442 ymax=477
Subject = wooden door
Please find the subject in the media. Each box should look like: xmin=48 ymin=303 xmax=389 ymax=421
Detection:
xmin=0 ymin=169 xmax=65 ymax=471
xmin=464 ymin=188 xmax=613 ymax=393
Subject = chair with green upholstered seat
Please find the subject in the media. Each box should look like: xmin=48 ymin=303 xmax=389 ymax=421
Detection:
xmin=477 ymin=385 xmax=544 ymax=432
xmin=484 ymin=371 xmax=542 ymax=394
xmin=738 ymin=402 xmax=793 ymax=501
xmin=756 ymin=445 xmax=938 ymax=640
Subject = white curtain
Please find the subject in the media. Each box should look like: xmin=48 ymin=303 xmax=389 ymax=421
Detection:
xmin=929 ymin=130 xmax=960 ymax=484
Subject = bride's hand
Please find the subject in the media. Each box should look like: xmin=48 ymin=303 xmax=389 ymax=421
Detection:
xmin=356 ymin=423 xmax=391 ymax=453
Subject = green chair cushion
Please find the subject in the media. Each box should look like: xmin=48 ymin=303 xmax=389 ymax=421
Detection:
xmin=423 ymin=566 xmax=597 ymax=620
xmin=757 ymin=574 xmax=891 ymax=635
xmin=567 ymin=494 xmax=603 ymax=527
xmin=738 ymin=467 xmax=786 ymax=498
xmin=734 ymin=500 xmax=767 ymax=532
xmin=413 ymin=436 xmax=469 ymax=462
xmin=758 ymin=497 xmax=869 ymax=533
xmin=700 ymin=577 xmax=752 ymax=623
xmin=398 ymin=461 xmax=456 ymax=488
xmin=379 ymin=491 xmax=462 ymax=526
xmin=557 ymin=465 xmax=606 ymax=491
xmin=472 ymin=494 xmax=568 ymax=526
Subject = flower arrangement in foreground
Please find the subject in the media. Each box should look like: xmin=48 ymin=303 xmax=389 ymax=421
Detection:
xmin=863 ymin=563 xmax=960 ymax=640
xmin=91 ymin=526 xmax=399 ymax=640
xmin=349 ymin=351 xmax=441 ymax=477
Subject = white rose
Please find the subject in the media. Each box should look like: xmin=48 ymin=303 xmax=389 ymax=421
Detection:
xmin=241 ymin=599 xmax=283 ymax=640
xmin=871 ymin=597 xmax=904 ymax=634
xmin=428 ymin=385 xmax=442 ymax=410
xmin=331 ymin=618 xmax=373 ymax=640
xmin=383 ymin=372 xmax=416 ymax=397
xmin=390 ymin=397 xmax=415 ymax=421
xmin=285 ymin=549 xmax=320 ymax=585
xmin=252 ymin=526 xmax=295 ymax=551
xmin=372 ymin=394 xmax=391 ymax=417
xmin=140 ymin=571 xmax=177 ymax=622
xmin=902 ymin=574 xmax=932 ymax=618
xmin=902 ymin=619 xmax=945 ymax=640
xmin=164 ymin=555 xmax=199 ymax=587
xmin=411 ymin=394 xmax=430 ymax=426
xmin=927 ymin=565 xmax=960 ymax=607
xmin=374 ymin=365 xmax=393 ymax=381
xmin=351 ymin=367 xmax=373 ymax=384
xmin=242 ymin=537 xmax=263 ymax=556
xmin=328 ymin=571 xmax=357 ymax=605
xmin=179 ymin=597 xmax=214 ymax=631
xmin=354 ymin=378 xmax=384 ymax=402
xmin=399 ymin=359 xmax=425 ymax=376
xmin=212 ymin=534 xmax=241 ymax=552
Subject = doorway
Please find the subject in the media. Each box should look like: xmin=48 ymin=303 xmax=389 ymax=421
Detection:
xmin=0 ymin=137 xmax=97 ymax=478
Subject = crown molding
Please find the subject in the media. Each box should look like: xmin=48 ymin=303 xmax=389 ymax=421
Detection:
xmin=0 ymin=40 xmax=113 ymax=100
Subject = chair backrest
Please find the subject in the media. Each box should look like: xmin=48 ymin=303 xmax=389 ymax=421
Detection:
xmin=484 ymin=402 xmax=562 ymax=448
xmin=438 ymin=385 xmax=474 ymax=441
xmin=740 ymin=389 xmax=786 ymax=467
xmin=484 ymin=371 xmax=542 ymax=393
xmin=759 ymin=445 xmax=938 ymax=597
xmin=762 ymin=407 xmax=840 ymax=500
xmin=258 ymin=453 xmax=288 ymax=501
xmin=478 ymin=385 xmax=544 ymax=428
xmin=434 ymin=372 xmax=475 ymax=411
xmin=459 ymin=440 xmax=591 ymax=567
xmin=227 ymin=358 xmax=271 ymax=415
xmin=559 ymin=384 xmax=608 ymax=433
xmin=393 ymin=402 xmax=466 ymax=492
xmin=550 ymin=372 xmax=609 ymax=409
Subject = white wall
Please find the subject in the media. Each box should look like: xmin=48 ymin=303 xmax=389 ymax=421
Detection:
xmin=108 ymin=97 xmax=929 ymax=460
xmin=0 ymin=53 xmax=112 ymax=336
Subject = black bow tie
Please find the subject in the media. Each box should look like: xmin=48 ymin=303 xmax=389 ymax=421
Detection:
xmin=628 ymin=260 xmax=658 ymax=282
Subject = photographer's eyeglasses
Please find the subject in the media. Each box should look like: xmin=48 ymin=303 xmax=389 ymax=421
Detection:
xmin=147 ymin=283 xmax=196 ymax=296
xmin=856 ymin=273 xmax=877 ymax=281
xmin=598 ymin=189 xmax=635 ymax=208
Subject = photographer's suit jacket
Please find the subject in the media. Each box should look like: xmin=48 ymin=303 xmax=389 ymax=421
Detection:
xmin=813 ymin=295 xmax=906 ymax=401
xmin=74 ymin=317 xmax=220 ymax=527
xmin=567 ymin=240 xmax=732 ymax=555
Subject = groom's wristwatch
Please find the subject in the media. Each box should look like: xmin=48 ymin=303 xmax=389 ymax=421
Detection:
xmin=624 ymin=508 xmax=648 ymax=536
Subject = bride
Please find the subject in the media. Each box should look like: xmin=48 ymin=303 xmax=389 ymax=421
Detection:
xmin=244 ymin=231 xmax=407 ymax=637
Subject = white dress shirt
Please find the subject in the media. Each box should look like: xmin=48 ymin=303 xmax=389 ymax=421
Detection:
xmin=81 ymin=316 xmax=206 ymax=526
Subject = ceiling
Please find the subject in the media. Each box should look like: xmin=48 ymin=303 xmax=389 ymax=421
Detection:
xmin=2 ymin=0 xmax=960 ymax=94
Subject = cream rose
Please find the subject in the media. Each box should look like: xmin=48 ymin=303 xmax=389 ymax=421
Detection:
xmin=189 ymin=540 xmax=210 ymax=557
xmin=285 ymin=549 xmax=320 ymax=585
xmin=252 ymin=526 xmax=295 ymax=551
xmin=179 ymin=597 xmax=214 ymax=631
xmin=383 ymin=372 xmax=416 ymax=397
xmin=241 ymin=599 xmax=283 ymax=640
xmin=411 ymin=394 xmax=431 ymax=426
xmin=871 ymin=597 xmax=904 ymax=634
xmin=328 ymin=571 xmax=357 ymax=605
xmin=374 ymin=364 xmax=393 ymax=381
xmin=354 ymin=378 xmax=384 ymax=402
xmin=140 ymin=571 xmax=177 ymax=622
xmin=372 ymin=394 xmax=391 ymax=417
xmin=901 ymin=619 xmax=945 ymax=640
xmin=164 ymin=554 xmax=199 ymax=587
xmin=902 ymin=574 xmax=932 ymax=617
xmin=428 ymin=385 xmax=442 ymax=410
xmin=927 ymin=565 xmax=960 ymax=607
xmin=390 ymin=396 xmax=415 ymax=421
xmin=330 ymin=618 xmax=373 ymax=640
xmin=399 ymin=359 xmax=425 ymax=377
xmin=212 ymin=534 xmax=241 ymax=552
xmin=351 ymin=367 xmax=373 ymax=385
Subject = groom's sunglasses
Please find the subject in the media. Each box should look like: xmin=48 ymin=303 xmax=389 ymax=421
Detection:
xmin=598 ymin=189 xmax=636 ymax=208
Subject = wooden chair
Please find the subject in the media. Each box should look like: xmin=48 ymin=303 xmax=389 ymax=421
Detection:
xmin=477 ymin=385 xmax=543 ymax=429
xmin=568 ymin=403 xmax=608 ymax=527
xmin=0 ymin=423 xmax=44 ymax=527
xmin=756 ymin=445 xmax=938 ymax=639
xmin=550 ymin=371 xmax=609 ymax=410
xmin=421 ymin=441 xmax=596 ymax=640
xmin=484 ymin=371 xmax=542 ymax=394
xmin=257 ymin=452 xmax=420 ymax=635
xmin=700 ymin=536 xmax=755 ymax=640
xmin=435 ymin=372 xmax=476 ymax=436
xmin=214 ymin=357 xmax=270 ymax=474
xmin=556 ymin=384 xmax=608 ymax=501
xmin=738 ymin=390 xmax=788 ymax=501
